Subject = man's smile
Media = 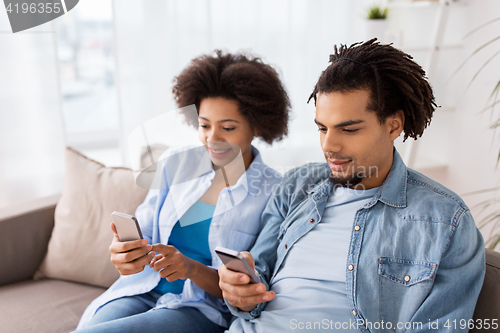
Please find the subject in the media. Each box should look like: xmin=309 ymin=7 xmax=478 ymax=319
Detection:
xmin=327 ymin=159 xmax=352 ymax=171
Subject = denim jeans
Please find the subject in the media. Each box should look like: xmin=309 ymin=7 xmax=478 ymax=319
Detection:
xmin=75 ymin=290 xmax=225 ymax=333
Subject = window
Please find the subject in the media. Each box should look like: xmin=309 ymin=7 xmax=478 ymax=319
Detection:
xmin=56 ymin=0 xmax=121 ymax=165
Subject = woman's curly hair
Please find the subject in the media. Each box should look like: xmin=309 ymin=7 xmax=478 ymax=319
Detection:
xmin=172 ymin=50 xmax=291 ymax=144
xmin=308 ymin=39 xmax=436 ymax=141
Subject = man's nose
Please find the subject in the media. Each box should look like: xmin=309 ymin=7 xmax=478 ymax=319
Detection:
xmin=322 ymin=131 xmax=342 ymax=153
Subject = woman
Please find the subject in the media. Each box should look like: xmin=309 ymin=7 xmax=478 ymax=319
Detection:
xmin=75 ymin=50 xmax=291 ymax=333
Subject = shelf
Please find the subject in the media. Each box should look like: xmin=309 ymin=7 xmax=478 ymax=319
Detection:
xmin=399 ymin=43 xmax=464 ymax=52
xmin=387 ymin=0 xmax=467 ymax=8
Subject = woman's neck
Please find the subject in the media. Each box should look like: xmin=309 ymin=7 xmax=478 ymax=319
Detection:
xmin=213 ymin=148 xmax=254 ymax=186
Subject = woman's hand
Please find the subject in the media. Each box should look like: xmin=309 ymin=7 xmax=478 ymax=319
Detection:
xmin=149 ymin=244 xmax=224 ymax=299
xmin=109 ymin=222 xmax=156 ymax=275
xmin=149 ymin=244 xmax=197 ymax=281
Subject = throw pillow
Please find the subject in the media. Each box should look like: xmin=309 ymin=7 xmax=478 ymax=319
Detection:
xmin=35 ymin=147 xmax=149 ymax=288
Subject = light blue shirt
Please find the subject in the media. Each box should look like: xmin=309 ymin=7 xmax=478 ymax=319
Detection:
xmin=78 ymin=144 xmax=282 ymax=329
xmin=229 ymin=186 xmax=378 ymax=333
xmin=228 ymin=149 xmax=485 ymax=333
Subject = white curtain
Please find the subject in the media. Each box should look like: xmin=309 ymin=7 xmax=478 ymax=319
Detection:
xmin=0 ymin=14 xmax=66 ymax=210
xmin=112 ymin=0 xmax=359 ymax=171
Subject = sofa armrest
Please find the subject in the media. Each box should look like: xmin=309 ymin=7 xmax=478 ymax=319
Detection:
xmin=0 ymin=195 xmax=59 ymax=286
xmin=471 ymin=248 xmax=500 ymax=332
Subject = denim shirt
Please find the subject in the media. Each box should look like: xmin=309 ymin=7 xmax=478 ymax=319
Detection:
xmin=228 ymin=149 xmax=485 ymax=333
xmin=77 ymin=144 xmax=282 ymax=329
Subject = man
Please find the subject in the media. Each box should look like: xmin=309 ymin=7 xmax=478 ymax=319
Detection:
xmin=218 ymin=39 xmax=485 ymax=333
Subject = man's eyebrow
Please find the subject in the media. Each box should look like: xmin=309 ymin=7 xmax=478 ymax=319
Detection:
xmin=334 ymin=120 xmax=364 ymax=128
xmin=314 ymin=119 xmax=364 ymax=128
xmin=198 ymin=116 xmax=239 ymax=123
xmin=314 ymin=119 xmax=326 ymax=127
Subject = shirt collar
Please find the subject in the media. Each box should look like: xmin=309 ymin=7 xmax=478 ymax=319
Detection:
xmin=239 ymin=146 xmax=266 ymax=196
xmin=307 ymin=177 xmax=333 ymax=201
xmin=369 ymin=148 xmax=407 ymax=208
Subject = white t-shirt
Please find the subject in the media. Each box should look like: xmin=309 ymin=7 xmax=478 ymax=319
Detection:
xmin=229 ymin=185 xmax=378 ymax=333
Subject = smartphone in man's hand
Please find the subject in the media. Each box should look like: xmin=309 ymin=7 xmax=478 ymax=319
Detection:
xmin=215 ymin=246 xmax=260 ymax=283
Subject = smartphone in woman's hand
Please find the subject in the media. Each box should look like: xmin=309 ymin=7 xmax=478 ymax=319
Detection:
xmin=111 ymin=211 xmax=143 ymax=242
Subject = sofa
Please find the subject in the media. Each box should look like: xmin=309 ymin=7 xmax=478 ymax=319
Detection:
xmin=1 ymin=196 xmax=499 ymax=332
xmin=1 ymin=148 xmax=499 ymax=333
xmin=0 ymin=194 xmax=107 ymax=333
xmin=0 ymin=146 xmax=153 ymax=333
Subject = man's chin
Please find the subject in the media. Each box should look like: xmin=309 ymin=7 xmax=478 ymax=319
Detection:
xmin=328 ymin=173 xmax=363 ymax=188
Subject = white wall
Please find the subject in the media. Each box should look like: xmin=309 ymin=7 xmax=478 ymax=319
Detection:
xmin=412 ymin=1 xmax=499 ymax=201
xmin=382 ymin=0 xmax=500 ymax=247
xmin=0 ymin=16 xmax=66 ymax=210
xmin=442 ymin=0 xmax=500 ymax=248
xmin=444 ymin=0 xmax=500 ymax=195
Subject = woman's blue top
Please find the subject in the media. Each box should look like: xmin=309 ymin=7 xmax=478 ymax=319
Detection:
xmin=153 ymin=200 xmax=216 ymax=294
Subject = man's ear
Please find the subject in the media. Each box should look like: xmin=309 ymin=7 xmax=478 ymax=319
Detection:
xmin=388 ymin=110 xmax=405 ymax=140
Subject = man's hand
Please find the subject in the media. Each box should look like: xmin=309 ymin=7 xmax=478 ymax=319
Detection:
xmin=109 ymin=222 xmax=155 ymax=275
xmin=218 ymin=251 xmax=276 ymax=312
xmin=148 ymin=244 xmax=196 ymax=281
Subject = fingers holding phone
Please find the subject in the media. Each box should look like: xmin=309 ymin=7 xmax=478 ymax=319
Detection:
xmin=109 ymin=212 xmax=155 ymax=275
xmin=216 ymin=248 xmax=276 ymax=312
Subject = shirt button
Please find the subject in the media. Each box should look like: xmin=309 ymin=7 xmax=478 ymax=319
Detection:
xmin=310 ymin=218 xmax=315 ymax=223
xmin=348 ymin=264 xmax=354 ymax=271
xmin=404 ymin=275 xmax=411 ymax=282
xmin=354 ymin=225 xmax=360 ymax=231
xmin=285 ymin=244 xmax=288 ymax=249
xmin=352 ymin=310 xmax=357 ymax=316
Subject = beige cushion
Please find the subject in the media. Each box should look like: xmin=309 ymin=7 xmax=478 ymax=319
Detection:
xmin=35 ymin=147 xmax=149 ymax=288
xmin=0 ymin=279 xmax=105 ymax=333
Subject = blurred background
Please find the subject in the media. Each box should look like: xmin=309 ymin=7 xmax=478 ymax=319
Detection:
xmin=1 ymin=0 xmax=500 ymax=244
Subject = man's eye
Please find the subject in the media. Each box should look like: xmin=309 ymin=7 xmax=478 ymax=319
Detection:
xmin=223 ymin=127 xmax=235 ymax=131
xmin=343 ymin=128 xmax=359 ymax=133
xmin=317 ymin=128 xmax=326 ymax=133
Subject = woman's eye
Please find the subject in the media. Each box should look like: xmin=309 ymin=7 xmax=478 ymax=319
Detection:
xmin=223 ymin=127 xmax=235 ymax=131
xmin=200 ymin=125 xmax=209 ymax=129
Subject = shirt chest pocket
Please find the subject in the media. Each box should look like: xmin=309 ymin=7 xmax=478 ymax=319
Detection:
xmin=377 ymin=257 xmax=437 ymax=328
